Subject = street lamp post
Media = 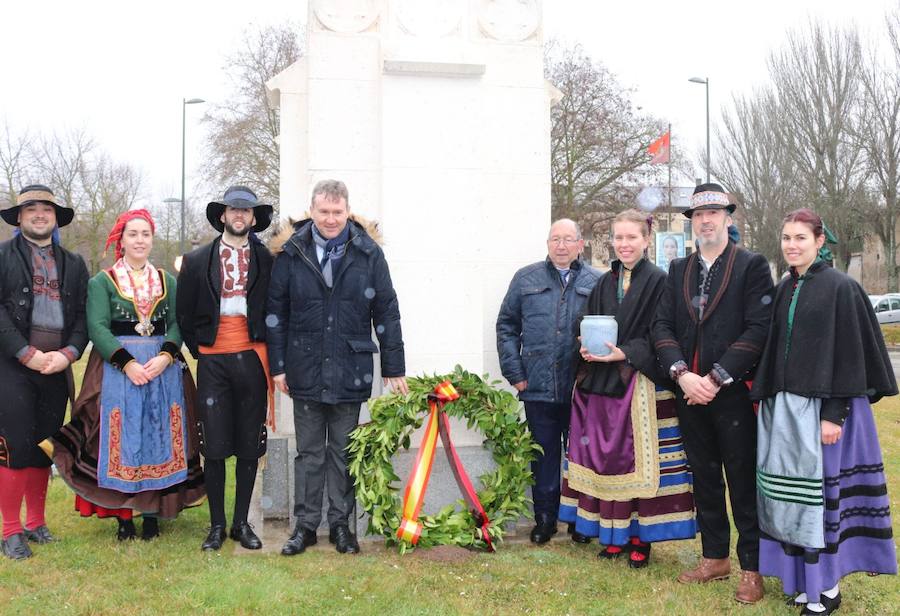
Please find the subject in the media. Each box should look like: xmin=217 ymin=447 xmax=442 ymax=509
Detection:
xmin=688 ymin=77 xmax=710 ymax=183
xmin=181 ymin=97 xmax=205 ymax=254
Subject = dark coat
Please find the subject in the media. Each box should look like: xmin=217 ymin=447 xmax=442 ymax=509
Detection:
xmin=496 ymin=258 xmax=602 ymax=403
xmin=749 ymin=261 xmax=897 ymax=420
xmin=176 ymin=237 xmax=274 ymax=359
xmin=0 ymin=234 xmax=89 ymax=359
xmin=652 ymin=240 xmax=774 ymax=383
xmin=266 ymin=219 xmax=404 ymax=404
xmin=576 ymin=259 xmax=670 ymax=397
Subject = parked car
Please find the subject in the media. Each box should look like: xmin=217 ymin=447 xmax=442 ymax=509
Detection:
xmin=870 ymin=294 xmax=900 ymax=324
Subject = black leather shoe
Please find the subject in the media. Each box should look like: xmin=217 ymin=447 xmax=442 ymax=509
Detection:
xmin=141 ymin=517 xmax=160 ymax=541
xmin=598 ymin=544 xmax=630 ymax=560
xmin=628 ymin=541 xmax=651 ymax=569
xmin=530 ymin=515 xmax=558 ymax=544
xmin=201 ymin=525 xmax=227 ymax=551
xmin=117 ymin=519 xmax=136 ymax=541
xmin=330 ymin=525 xmax=360 ymax=554
xmin=801 ymin=592 xmax=841 ymax=615
xmin=230 ymin=522 xmax=262 ymax=550
xmin=1 ymin=533 xmax=33 ymax=560
xmin=281 ymin=525 xmax=317 ymax=556
xmin=571 ymin=530 xmax=592 ymax=544
xmin=24 ymin=525 xmax=57 ymax=544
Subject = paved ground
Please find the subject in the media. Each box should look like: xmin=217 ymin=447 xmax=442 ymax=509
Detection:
xmin=889 ymin=349 xmax=900 ymax=375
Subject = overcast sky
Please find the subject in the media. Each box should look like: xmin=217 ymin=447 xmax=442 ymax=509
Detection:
xmin=1 ymin=0 xmax=897 ymax=207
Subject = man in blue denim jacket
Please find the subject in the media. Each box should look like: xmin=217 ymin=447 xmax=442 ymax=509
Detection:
xmin=496 ymin=219 xmax=601 ymax=543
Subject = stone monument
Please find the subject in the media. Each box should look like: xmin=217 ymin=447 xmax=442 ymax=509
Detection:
xmin=261 ymin=0 xmax=556 ymax=534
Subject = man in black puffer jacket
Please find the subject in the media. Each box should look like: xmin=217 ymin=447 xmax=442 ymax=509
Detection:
xmin=496 ymin=218 xmax=601 ymax=544
xmin=268 ymin=179 xmax=406 ymax=557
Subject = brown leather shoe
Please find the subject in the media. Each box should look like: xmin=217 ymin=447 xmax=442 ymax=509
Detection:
xmin=676 ymin=557 xmax=731 ymax=584
xmin=735 ymin=570 xmax=764 ymax=604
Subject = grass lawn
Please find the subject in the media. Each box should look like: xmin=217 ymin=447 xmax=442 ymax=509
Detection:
xmin=1 ymin=355 xmax=898 ymax=615
xmin=881 ymin=324 xmax=900 ymax=346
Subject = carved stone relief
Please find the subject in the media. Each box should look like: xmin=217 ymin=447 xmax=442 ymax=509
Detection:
xmin=313 ymin=0 xmax=380 ymax=33
xmin=397 ymin=0 xmax=463 ymax=38
xmin=477 ymin=0 xmax=540 ymax=42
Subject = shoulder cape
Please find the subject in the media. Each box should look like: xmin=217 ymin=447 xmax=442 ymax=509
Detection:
xmin=750 ymin=261 xmax=897 ymax=402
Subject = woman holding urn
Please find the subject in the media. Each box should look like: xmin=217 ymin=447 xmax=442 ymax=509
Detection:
xmin=559 ymin=209 xmax=696 ymax=568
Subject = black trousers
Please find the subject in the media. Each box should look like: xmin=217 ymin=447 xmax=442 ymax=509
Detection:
xmin=292 ymin=399 xmax=361 ymax=530
xmin=523 ymin=401 xmax=570 ymax=520
xmin=675 ymin=385 xmax=759 ymax=570
xmin=0 ymin=358 xmax=67 ymax=469
xmin=196 ymin=351 xmax=268 ymax=460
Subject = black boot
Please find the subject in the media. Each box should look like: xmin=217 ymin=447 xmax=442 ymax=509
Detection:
xmin=141 ymin=516 xmax=159 ymax=541
xmin=117 ymin=518 xmax=136 ymax=541
xmin=529 ymin=513 xmax=558 ymax=544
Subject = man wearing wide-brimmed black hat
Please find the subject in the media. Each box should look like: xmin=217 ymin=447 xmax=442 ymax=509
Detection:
xmin=652 ymin=183 xmax=774 ymax=604
xmin=0 ymin=184 xmax=89 ymax=560
xmin=176 ymin=185 xmax=274 ymax=551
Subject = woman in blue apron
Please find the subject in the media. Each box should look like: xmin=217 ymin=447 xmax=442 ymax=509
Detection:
xmin=53 ymin=209 xmax=204 ymax=540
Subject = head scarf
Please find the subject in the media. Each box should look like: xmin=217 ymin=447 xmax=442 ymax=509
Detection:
xmin=818 ymin=223 xmax=839 ymax=263
xmin=105 ymin=209 xmax=156 ymax=260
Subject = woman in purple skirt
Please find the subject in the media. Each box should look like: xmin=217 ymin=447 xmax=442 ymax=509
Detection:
xmin=750 ymin=208 xmax=897 ymax=615
xmin=559 ymin=209 xmax=696 ymax=568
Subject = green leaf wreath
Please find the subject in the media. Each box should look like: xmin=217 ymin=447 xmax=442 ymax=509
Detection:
xmin=348 ymin=365 xmax=541 ymax=552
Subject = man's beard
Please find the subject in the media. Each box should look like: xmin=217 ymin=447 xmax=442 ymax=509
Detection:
xmin=21 ymin=225 xmax=54 ymax=242
xmin=225 ymin=222 xmax=250 ymax=238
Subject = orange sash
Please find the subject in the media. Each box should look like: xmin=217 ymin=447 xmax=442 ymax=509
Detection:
xmin=199 ymin=316 xmax=275 ymax=429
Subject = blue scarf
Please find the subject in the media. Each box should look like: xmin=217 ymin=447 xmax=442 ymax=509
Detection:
xmin=311 ymin=223 xmax=350 ymax=288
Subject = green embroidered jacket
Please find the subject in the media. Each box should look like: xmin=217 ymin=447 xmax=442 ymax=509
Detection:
xmin=86 ymin=268 xmax=181 ymax=371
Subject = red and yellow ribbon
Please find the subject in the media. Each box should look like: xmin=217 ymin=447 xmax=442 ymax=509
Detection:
xmin=396 ymin=381 xmax=494 ymax=551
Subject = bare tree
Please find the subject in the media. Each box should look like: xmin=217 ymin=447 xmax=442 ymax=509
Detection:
xmin=202 ymin=23 xmax=302 ymax=219
xmin=0 ymin=121 xmax=33 ymax=210
xmin=768 ymin=21 xmax=866 ymax=270
xmin=715 ymin=89 xmax=799 ymax=276
xmin=0 ymin=126 xmax=143 ymax=273
xmin=546 ymin=42 xmax=665 ymax=225
xmin=855 ymin=10 xmax=900 ymax=291
xmin=73 ymin=154 xmax=142 ymax=273
xmin=32 ymin=128 xmax=96 ymax=217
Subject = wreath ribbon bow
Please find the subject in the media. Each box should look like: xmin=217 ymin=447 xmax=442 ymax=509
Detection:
xmin=396 ymin=380 xmax=494 ymax=551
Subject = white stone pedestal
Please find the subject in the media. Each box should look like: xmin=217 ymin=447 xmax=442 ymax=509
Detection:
xmin=262 ymin=0 xmax=553 ymax=536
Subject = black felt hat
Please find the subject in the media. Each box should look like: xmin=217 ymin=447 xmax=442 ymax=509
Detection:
xmin=206 ymin=185 xmax=273 ymax=233
xmin=683 ymin=183 xmax=737 ymax=218
xmin=1 ymin=184 xmax=75 ymax=227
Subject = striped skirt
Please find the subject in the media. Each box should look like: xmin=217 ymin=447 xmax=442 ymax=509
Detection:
xmin=559 ymin=374 xmax=697 ymax=545
xmin=759 ymin=396 xmax=896 ymax=603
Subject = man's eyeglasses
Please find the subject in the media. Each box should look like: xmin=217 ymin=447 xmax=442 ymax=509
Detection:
xmin=548 ymin=237 xmax=580 ymax=246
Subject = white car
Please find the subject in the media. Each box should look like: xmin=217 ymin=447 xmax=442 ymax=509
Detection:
xmin=870 ymin=294 xmax=900 ymax=324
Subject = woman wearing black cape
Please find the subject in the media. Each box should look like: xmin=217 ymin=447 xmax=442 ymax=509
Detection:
xmin=750 ymin=208 xmax=897 ymax=615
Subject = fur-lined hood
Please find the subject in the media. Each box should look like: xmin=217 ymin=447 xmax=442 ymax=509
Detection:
xmin=268 ymin=213 xmax=383 ymax=255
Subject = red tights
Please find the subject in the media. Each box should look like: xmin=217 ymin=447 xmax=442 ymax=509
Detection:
xmin=0 ymin=466 xmax=51 ymax=539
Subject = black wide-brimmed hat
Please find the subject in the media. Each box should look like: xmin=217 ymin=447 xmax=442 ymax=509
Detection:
xmin=683 ymin=183 xmax=737 ymax=218
xmin=1 ymin=184 xmax=75 ymax=227
xmin=206 ymin=185 xmax=273 ymax=233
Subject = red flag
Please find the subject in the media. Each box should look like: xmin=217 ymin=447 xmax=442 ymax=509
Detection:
xmin=648 ymin=131 xmax=670 ymax=164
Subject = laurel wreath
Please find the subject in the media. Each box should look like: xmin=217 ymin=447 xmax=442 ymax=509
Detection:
xmin=347 ymin=366 xmax=541 ymax=552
